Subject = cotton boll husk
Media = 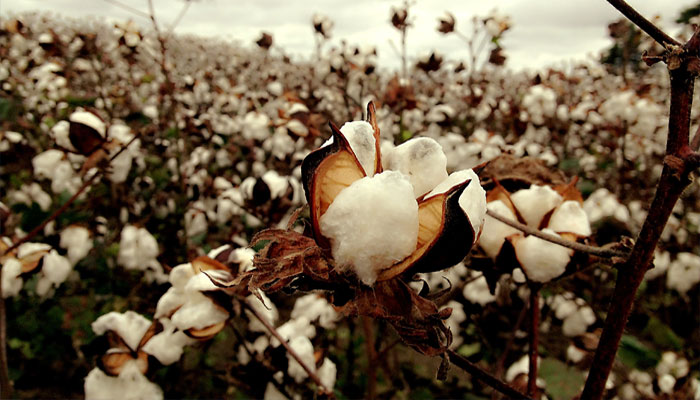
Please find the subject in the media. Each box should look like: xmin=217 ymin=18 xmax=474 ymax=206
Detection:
xmin=287 ymin=336 xmax=316 ymax=383
xmin=511 ymin=229 xmax=572 ymax=282
xmin=84 ymin=362 xmax=163 ymax=400
xmin=91 ymin=311 xmax=152 ymax=351
xmin=320 ymin=171 xmax=418 ymax=285
xmin=246 ymin=291 xmax=279 ymax=332
xmin=141 ymin=319 xmax=196 ymax=365
xmin=170 ymin=294 xmax=229 ymax=331
xmin=510 ymin=185 xmax=563 ymax=228
xmin=59 ymin=226 xmax=92 ymax=265
xmin=480 ymin=200 xmax=520 ymax=258
xmin=387 ymin=137 xmax=448 ymax=197
xmin=548 ymin=201 xmax=591 ymax=236
xmin=1 ymin=258 xmax=23 ymax=298
xmin=70 ymin=111 xmax=105 ymax=137
xmin=318 ymin=358 xmax=337 ymax=390
xmin=425 ymin=169 xmax=486 ymax=241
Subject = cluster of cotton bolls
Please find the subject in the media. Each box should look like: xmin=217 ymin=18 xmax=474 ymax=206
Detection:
xmin=2 ymin=10 xmax=700 ymax=399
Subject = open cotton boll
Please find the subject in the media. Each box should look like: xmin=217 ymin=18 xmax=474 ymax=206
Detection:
xmin=548 ymin=201 xmax=591 ymax=236
xmin=666 ymin=252 xmax=700 ymax=294
xmin=141 ymin=319 xmax=196 ymax=365
xmin=261 ymin=170 xmax=289 ymax=199
xmin=339 ymin=121 xmax=377 ymax=177
xmin=91 ymin=311 xmax=152 ymax=351
xmin=287 ymin=336 xmax=316 ymax=383
xmin=480 ymin=200 xmax=520 ymax=258
xmin=1 ymin=258 xmax=23 ymax=298
xmin=426 ymin=169 xmax=487 ymax=241
xmin=320 ymin=171 xmax=419 ymax=285
xmin=17 ymin=242 xmax=52 ymax=259
xmin=510 ymin=185 xmax=563 ymax=228
xmin=270 ymin=316 xmax=316 ymax=347
xmin=291 ymin=294 xmax=339 ymax=329
xmin=318 ymin=358 xmax=337 ymax=390
xmin=246 ymin=291 xmax=278 ymax=332
xmin=59 ymin=226 xmax=92 ymax=265
xmin=154 ymin=287 xmax=184 ymax=319
xmin=387 ymin=137 xmax=448 ymax=197
xmin=36 ymin=250 xmax=72 ymax=296
xmin=170 ymin=294 xmax=229 ymax=331
xmin=511 ymin=229 xmax=572 ymax=282
xmin=562 ymin=306 xmax=596 ymax=337
xmin=84 ymin=362 xmax=163 ymax=400
xmin=462 ymin=275 xmax=496 ymax=306
xmin=70 ymin=111 xmax=105 ymax=137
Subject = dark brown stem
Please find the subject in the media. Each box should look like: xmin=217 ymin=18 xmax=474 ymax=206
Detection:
xmin=448 ymin=350 xmax=532 ymax=400
xmin=581 ymin=16 xmax=696 ymax=398
xmin=0 ymin=282 xmax=11 ymax=399
xmin=493 ymin=303 xmax=528 ymax=400
xmin=485 ymin=209 xmax=628 ymax=259
xmin=690 ymin=123 xmax=700 ymax=151
xmin=605 ymin=0 xmax=680 ymax=47
xmin=242 ymin=300 xmax=330 ymax=394
xmin=527 ymin=287 xmax=540 ymax=397
xmin=361 ymin=317 xmax=377 ymax=399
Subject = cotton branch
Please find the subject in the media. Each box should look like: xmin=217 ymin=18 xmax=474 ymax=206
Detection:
xmin=605 ymin=0 xmax=680 ymax=47
xmin=241 ymin=299 xmax=331 ymax=396
xmin=485 ymin=209 xmax=628 ymax=259
xmin=447 ymin=350 xmax=533 ymax=400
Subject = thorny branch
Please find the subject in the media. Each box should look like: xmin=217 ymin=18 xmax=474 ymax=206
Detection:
xmin=581 ymin=1 xmax=699 ymax=399
xmin=485 ymin=209 xmax=629 ymax=259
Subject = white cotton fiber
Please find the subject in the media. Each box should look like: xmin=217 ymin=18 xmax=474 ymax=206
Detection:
xmin=426 ymin=169 xmax=486 ymax=241
xmin=510 ymin=185 xmax=562 ymax=228
xmin=480 ymin=200 xmax=520 ymax=259
xmin=548 ymin=201 xmax=591 ymax=237
xmin=511 ymin=229 xmax=572 ymax=282
xmin=320 ymin=171 xmax=418 ymax=285
xmin=340 ymin=121 xmax=377 ymax=177
xmin=84 ymin=362 xmax=163 ymax=400
xmin=70 ymin=111 xmax=105 ymax=137
xmin=59 ymin=226 xmax=92 ymax=265
xmin=387 ymin=137 xmax=448 ymax=197
xmin=91 ymin=311 xmax=152 ymax=351
xmin=286 ymin=336 xmax=316 ymax=383
xmin=141 ymin=318 xmax=196 ymax=365
xmin=170 ymin=293 xmax=229 ymax=331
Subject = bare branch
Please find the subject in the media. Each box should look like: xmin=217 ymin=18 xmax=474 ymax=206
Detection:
xmin=606 ymin=0 xmax=680 ymax=47
xmin=447 ymin=349 xmax=533 ymax=400
xmin=485 ymin=209 xmax=628 ymax=259
xmin=102 ymin=0 xmax=150 ymax=19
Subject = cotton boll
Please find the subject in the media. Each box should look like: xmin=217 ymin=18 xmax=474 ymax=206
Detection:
xmin=287 ymin=336 xmax=316 ymax=383
xmin=426 ymin=169 xmax=486 ymax=240
xmin=511 ymin=229 xmax=572 ymax=282
xmin=320 ymin=171 xmax=418 ymax=285
xmin=155 ymin=287 xmax=184 ymax=319
xmin=261 ymin=170 xmax=289 ymax=199
xmin=666 ymin=252 xmax=700 ymax=294
xmin=141 ymin=319 xmax=196 ymax=365
xmin=318 ymin=358 xmax=337 ymax=390
xmin=36 ymin=250 xmax=72 ymax=296
xmin=567 ymin=344 xmax=586 ymax=363
xmin=1 ymin=258 xmax=23 ymax=298
xmin=548 ymin=201 xmax=591 ymax=236
xmin=444 ymin=300 xmax=466 ymax=348
xmin=70 ymin=110 xmax=105 ymax=137
xmin=59 ymin=226 xmax=92 ymax=265
xmin=270 ymin=316 xmax=316 ymax=347
xmin=84 ymin=362 xmax=163 ymax=400
xmin=91 ymin=311 xmax=152 ymax=351
xmin=462 ymin=275 xmax=496 ymax=306
xmin=658 ymin=374 xmax=676 ymax=394
xmin=562 ymin=306 xmax=595 ymax=337
xmin=510 ymin=185 xmax=563 ymax=228
xmin=480 ymin=200 xmax=519 ymax=258
xmin=263 ymin=382 xmax=287 ymax=400
xmin=291 ymin=294 xmax=339 ymax=329
xmin=117 ymin=225 xmax=160 ymax=271
xmin=387 ymin=137 xmax=448 ymax=197
xmin=246 ymin=291 xmax=279 ymax=332
xmin=339 ymin=121 xmax=376 ymax=177
xmin=170 ymin=294 xmax=229 ymax=331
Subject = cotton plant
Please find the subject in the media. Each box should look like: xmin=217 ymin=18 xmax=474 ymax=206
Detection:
xmin=117 ymin=224 xmax=167 ymax=283
xmin=0 ymin=240 xmax=73 ymax=298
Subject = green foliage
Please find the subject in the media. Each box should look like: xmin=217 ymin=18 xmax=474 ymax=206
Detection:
xmin=677 ymin=3 xmax=700 ymax=24
xmin=618 ymin=335 xmax=661 ymax=370
xmin=540 ymin=358 xmax=585 ymax=400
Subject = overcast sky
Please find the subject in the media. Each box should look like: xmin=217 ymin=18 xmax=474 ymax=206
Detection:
xmin=1 ymin=0 xmax=695 ymax=72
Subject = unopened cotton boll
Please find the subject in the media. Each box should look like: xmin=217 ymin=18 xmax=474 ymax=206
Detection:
xmin=320 ymin=171 xmax=419 ymax=285
xmin=387 ymin=137 xmax=448 ymax=197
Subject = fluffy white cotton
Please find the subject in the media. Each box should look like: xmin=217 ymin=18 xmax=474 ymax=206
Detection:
xmin=666 ymin=252 xmax=700 ymax=294
xmin=59 ymin=226 xmax=92 ymax=265
xmin=270 ymin=316 xmax=316 ymax=347
xmin=51 ymin=120 xmax=75 ymax=151
xmin=70 ymin=111 xmax=106 ymax=137
xmin=567 ymin=344 xmax=586 ymax=363
xmin=291 ymin=294 xmax=339 ymax=329
xmin=17 ymin=242 xmax=51 ymax=259
xmin=263 ymin=382 xmax=287 ymax=400
xmin=511 ymin=229 xmax=572 ymax=282
xmin=583 ymin=188 xmax=630 ymax=223
xmin=107 ymin=124 xmax=139 ymax=184
xmin=261 ymin=170 xmax=289 ymax=199
xmin=36 ymin=250 xmax=72 ymax=296
xmin=141 ymin=319 xmax=196 ymax=365
xmin=287 ymin=336 xmax=316 ymax=383
xmin=340 ymin=121 xmax=376 ymax=177
xmin=548 ymin=201 xmax=591 ymax=236
xmin=155 ymin=287 xmax=184 ymax=319
xmin=91 ymin=311 xmax=152 ymax=351
xmin=84 ymin=362 xmax=163 ymax=400
xmin=562 ymin=306 xmax=595 ymax=337
xmin=510 ymin=185 xmax=563 ymax=228
xmin=656 ymin=351 xmax=689 ymax=378
xmin=170 ymin=295 xmax=228 ymax=331
xmin=480 ymin=200 xmax=520 ymax=258
xmin=117 ymin=225 xmax=160 ymax=271
xmin=1 ymin=258 xmax=23 ymax=298
xmin=246 ymin=291 xmax=279 ymax=332
xmin=318 ymin=357 xmax=337 ymax=390
xmin=444 ymin=300 xmax=466 ymax=348
xmin=387 ymin=137 xmax=448 ymax=197
xmin=462 ymin=275 xmax=496 ymax=306
xmin=320 ymin=171 xmax=419 ymax=285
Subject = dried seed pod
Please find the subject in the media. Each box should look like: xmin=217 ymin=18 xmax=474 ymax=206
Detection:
xmin=68 ymin=111 xmax=106 ymax=156
xmin=100 ymin=349 xmax=148 ymax=376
